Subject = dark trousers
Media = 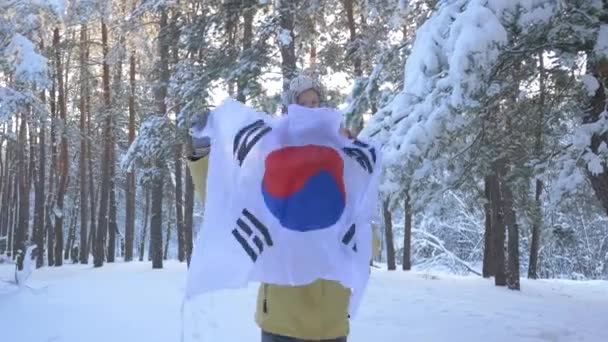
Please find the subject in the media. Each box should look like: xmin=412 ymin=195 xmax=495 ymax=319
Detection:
xmin=261 ymin=331 xmax=347 ymax=342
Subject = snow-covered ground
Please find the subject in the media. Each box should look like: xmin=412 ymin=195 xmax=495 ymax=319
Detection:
xmin=1 ymin=261 xmax=607 ymax=342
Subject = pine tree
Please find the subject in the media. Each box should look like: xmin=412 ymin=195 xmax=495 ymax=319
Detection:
xmin=53 ymin=26 xmax=68 ymax=267
xmin=78 ymin=24 xmax=89 ymax=264
xmin=150 ymin=8 xmax=171 ymax=269
xmin=124 ymin=32 xmax=137 ymax=262
xmin=95 ymin=18 xmax=112 ymax=268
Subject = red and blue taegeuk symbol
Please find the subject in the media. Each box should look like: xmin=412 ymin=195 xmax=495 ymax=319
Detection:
xmin=261 ymin=145 xmax=345 ymax=232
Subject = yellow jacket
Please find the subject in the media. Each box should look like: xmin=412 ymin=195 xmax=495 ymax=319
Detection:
xmin=187 ymin=157 xmax=380 ymax=340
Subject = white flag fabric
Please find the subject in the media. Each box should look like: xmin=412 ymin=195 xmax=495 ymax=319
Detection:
xmin=185 ymin=100 xmax=381 ymax=317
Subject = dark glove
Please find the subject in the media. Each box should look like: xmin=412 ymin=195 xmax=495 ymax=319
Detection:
xmin=187 ymin=112 xmax=211 ymax=161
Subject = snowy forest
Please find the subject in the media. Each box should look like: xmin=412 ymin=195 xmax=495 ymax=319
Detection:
xmin=1 ymin=0 xmax=608 ymax=292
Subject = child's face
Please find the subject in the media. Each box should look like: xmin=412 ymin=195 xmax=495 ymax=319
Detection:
xmin=297 ymin=89 xmax=321 ymax=108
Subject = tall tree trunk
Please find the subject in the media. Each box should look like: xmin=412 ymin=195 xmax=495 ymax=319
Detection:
xmin=45 ymin=202 xmax=54 ymax=265
xmin=79 ymin=25 xmax=89 ymax=264
xmin=309 ymin=10 xmax=318 ymax=70
xmin=488 ymin=169 xmax=506 ymax=286
xmin=8 ymin=174 xmax=17 ymax=257
xmin=46 ymin=66 xmax=57 ymax=265
xmin=94 ymin=19 xmax=112 ymax=267
xmin=278 ymin=0 xmax=297 ymax=107
xmin=0 ymin=131 xmax=12 ymax=247
xmin=28 ymin=115 xmax=36 ymax=196
xmin=503 ymin=85 xmax=521 ymax=289
xmin=172 ymin=27 xmax=185 ymax=262
xmin=87 ymin=77 xmax=96 ymax=263
xmin=237 ymin=0 xmax=256 ymax=102
xmin=503 ymin=181 xmax=520 ymax=290
xmin=482 ymin=176 xmax=494 ymax=278
xmin=175 ymin=133 xmax=185 ymax=262
xmin=342 ymin=0 xmax=362 ymax=77
xmin=139 ymin=189 xmax=150 ymax=262
xmin=107 ymin=148 xmax=117 ymax=263
xmin=164 ymin=219 xmax=171 ymax=260
xmin=53 ymin=27 xmax=68 ymax=267
xmin=529 ymin=52 xmax=546 ymax=279
xmin=65 ymin=206 xmax=77 ymax=261
xmin=34 ymin=83 xmax=46 ymax=267
xmin=184 ymin=165 xmax=194 ymax=266
xmin=150 ymin=10 xmax=170 ymax=269
xmin=382 ymin=199 xmax=396 ymax=271
xmin=0 ymin=125 xmax=8 ymax=242
xmin=124 ymin=50 xmax=137 ymax=262
xmin=15 ymin=111 xmax=29 ymax=270
xmin=402 ymin=193 xmax=412 ymax=270
xmin=88 ymin=185 xmax=99 ymax=260
xmin=342 ymin=0 xmax=364 ymax=133
xmin=108 ymin=13 xmax=124 ymax=263
xmin=528 ymin=178 xmax=543 ymax=278
xmin=224 ymin=0 xmax=239 ymax=97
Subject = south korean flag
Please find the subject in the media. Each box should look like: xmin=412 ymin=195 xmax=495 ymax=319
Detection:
xmin=186 ymin=100 xmax=381 ymax=317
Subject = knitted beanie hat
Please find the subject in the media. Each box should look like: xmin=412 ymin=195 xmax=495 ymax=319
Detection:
xmin=283 ymin=75 xmax=325 ymax=106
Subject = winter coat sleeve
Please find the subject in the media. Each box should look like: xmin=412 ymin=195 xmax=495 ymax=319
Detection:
xmin=187 ymin=156 xmax=210 ymax=203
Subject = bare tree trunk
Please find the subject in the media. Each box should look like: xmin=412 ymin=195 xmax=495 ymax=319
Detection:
xmin=53 ymin=27 xmax=68 ymax=267
xmin=488 ymin=169 xmax=506 ymax=286
xmin=278 ymin=0 xmax=297 ymax=107
xmin=382 ymin=199 xmax=396 ymax=271
xmin=402 ymin=193 xmax=412 ymax=270
xmin=150 ymin=10 xmax=170 ymax=269
xmin=79 ymin=25 xmax=89 ymax=264
xmin=124 ymin=49 xmax=137 ymax=262
xmin=94 ymin=19 xmax=112 ymax=267
xmin=184 ymin=165 xmax=194 ymax=266
xmin=482 ymin=176 xmax=494 ymax=278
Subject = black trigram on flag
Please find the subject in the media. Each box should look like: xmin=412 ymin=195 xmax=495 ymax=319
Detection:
xmin=232 ymin=209 xmax=274 ymax=262
xmin=343 ymin=139 xmax=376 ymax=174
xmin=342 ymin=224 xmax=357 ymax=252
xmin=233 ymin=119 xmax=272 ymax=166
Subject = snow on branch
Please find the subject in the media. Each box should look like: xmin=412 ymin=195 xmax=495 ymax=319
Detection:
xmin=413 ymin=228 xmax=482 ymax=276
xmin=362 ymin=0 xmax=509 ymax=197
xmin=121 ymin=115 xmax=175 ymax=183
xmin=4 ymin=34 xmax=48 ymax=85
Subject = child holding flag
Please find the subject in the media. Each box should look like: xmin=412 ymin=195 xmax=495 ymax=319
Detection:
xmin=187 ymin=75 xmax=380 ymax=342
